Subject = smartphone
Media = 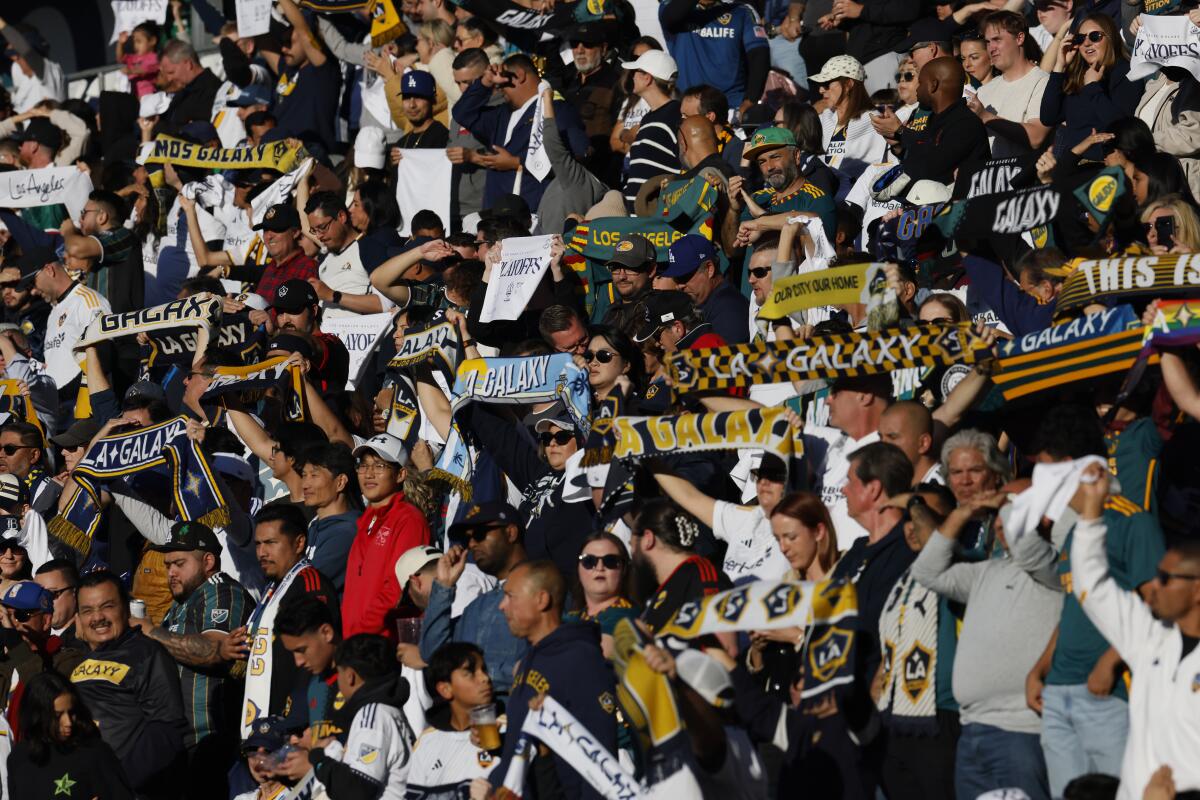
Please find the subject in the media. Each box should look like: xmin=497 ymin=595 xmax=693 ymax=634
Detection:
xmin=1155 ymin=216 xmax=1176 ymax=247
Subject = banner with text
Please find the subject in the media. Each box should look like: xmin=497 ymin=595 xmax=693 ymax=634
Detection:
xmin=479 ymin=235 xmax=555 ymax=323
xmin=1129 ymin=14 xmax=1200 ymax=83
xmin=1054 ymin=254 xmax=1200 ymax=312
xmin=320 ymin=312 xmax=394 ymax=387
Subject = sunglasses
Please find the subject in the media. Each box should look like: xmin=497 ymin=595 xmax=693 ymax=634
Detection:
xmin=1071 ymin=31 xmax=1105 ymax=45
xmin=538 ymin=430 xmax=574 ymax=446
xmin=46 ymin=586 xmax=74 ymax=599
xmin=465 ymin=525 xmax=503 ymax=543
xmin=1157 ymin=569 xmax=1200 ymax=584
xmin=0 ymin=444 xmax=33 ymax=456
xmin=584 ymin=349 xmax=616 ymax=364
xmin=0 ymin=281 xmax=19 ymax=290
xmin=579 ymin=553 xmax=623 ymax=570
xmin=895 ymin=71 xmax=915 ymax=82
xmin=748 ymin=266 xmax=771 ymax=279
xmin=11 ymin=608 xmax=40 ymax=623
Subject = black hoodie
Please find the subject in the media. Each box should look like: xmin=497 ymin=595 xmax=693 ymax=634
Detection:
xmin=309 ymin=672 xmax=412 ymax=800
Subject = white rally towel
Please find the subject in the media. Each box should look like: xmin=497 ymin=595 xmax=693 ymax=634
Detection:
xmin=236 ymin=0 xmax=273 ymax=37
xmin=361 ymin=61 xmax=402 ymax=133
xmin=524 ymin=81 xmax=554 ymax=183
xmin=110 ymin=0 xmax=170 ymax=44
xmin=241 ymin=558 xmax=311 ymax=738
xmin=396 ymin=149 xmax=453 ymax=235
xmin=478 ymin=234 xmax=554 ymax=322
xmin=251 ymin=158 xmax=313 ymax=226
xmin=1001 ymin=455 xmax=1108 ymax=545
xmin=319 ymin=311 xmax=395 ymax=388
xmin=1129 ymin=14 xmax=1200 ymax=84
xmin=0 ymin=166 xmax=94 ymax=225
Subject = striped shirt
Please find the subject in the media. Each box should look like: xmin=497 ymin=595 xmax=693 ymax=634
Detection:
xmin=162 ymin=571 xmax=253 ymax=746
xmin=623 ymin=99 xmax=682 ymax=211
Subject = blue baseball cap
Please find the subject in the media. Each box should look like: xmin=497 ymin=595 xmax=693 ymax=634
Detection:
xmin=1 ymin=581 xmax=52 ymax=614
xmin=661 ymin=234 xmax=716 ymax=279
xmin=401 ymin=70 xmax=435 ymax=100
xmin=242 ymin=715 xmax=290 ymax=753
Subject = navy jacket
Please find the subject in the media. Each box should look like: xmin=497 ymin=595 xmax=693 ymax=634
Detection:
xmin=1040 ymin=61 xmax=1143 ymax=160
xmin=451 ymin=80 xmax=590 ymax=210
xmin=964 ymin=255 xmax=1054 ymax=337
xmin=493 ymin=622 xmax=618 ymax=800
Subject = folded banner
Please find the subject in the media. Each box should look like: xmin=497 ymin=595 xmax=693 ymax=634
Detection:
xmin=388 ymin=319 xmax=459 ymax=377
xmin=452 ymin=354 xmax=591 ymax=433
xmin=1054 ymin=254 xmax=1200 ymax=313
xmin=76 ymin=294 xmax=221 ymax=357
xmin=609 ymin=407 xmax=804 ymax=464
xmin=756 ymin=262 xmax=881 ymax=320
xmin=320 ymin=311 xmax=394 ymax=388
xmin=520 ymin=696 xmax=643 ymax=800
xmin=1129 ymin=14 xmax=1200 ymax=83
xmin=656 ymin=174 xmax=719 ymax=226
xmin=138 ymin=136 xmax=308 ymax=173
xmin=669 ymin=323 xmax=988 ymax=393
xmin=164 ymin=434 xmax=231 ymax=530
xmin=992 ymin=305 xmax=1145 ymax=401
xmin=479 ymin=235 xmax=555 ymax=323
xmin=0 ymin=166 xmax=94 ymax=223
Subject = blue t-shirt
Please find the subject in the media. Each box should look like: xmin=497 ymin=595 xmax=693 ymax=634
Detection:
xmin=661 ymin=0 xmax=768 ymax=109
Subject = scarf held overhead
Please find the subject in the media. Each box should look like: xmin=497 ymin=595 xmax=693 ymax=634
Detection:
xmin=669 ymin=323 xmax=988 ymax=393
xmin=756 ymin=262 xmax=883 ymax=320
xmin=388 ymin=319 xmax=459 ymax=378
xmin=138 ymin=136 xmax=309 ymax=173
xmin=609 ymin=407 xmax=804 ymax=464
xmin=1054 ymin=254 xmax=1200 ymax=312
xmin=76 ymin=294 xmax=221 ymax=356
xmin=451 ymin=354 xmax=591 ymax=432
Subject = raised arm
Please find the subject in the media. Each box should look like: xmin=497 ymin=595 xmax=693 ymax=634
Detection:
xmin=652 ymin=471 xmax=717 ymax=528
xmin=277 ymin=0 xmax=328 ymax=67
xmin=226 ymin=408 xmax=275 ymax=463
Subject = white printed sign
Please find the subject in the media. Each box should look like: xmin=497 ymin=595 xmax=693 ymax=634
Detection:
xmin=320 ymin=312 xmax=395 ymax=388
xmin=1129 ymin=14 xmax=1200 ymax=83
xmin=236 ymin=0 xmax=274 ymax=38
xmin=479 ymin=235 xmax=554 ymax=323
xmin=110 ymin=0 xmax=170 ymax=45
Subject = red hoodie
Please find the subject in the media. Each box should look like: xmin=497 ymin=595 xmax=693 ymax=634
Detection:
xmin=342 ymin=492 xmax=430 ymax=641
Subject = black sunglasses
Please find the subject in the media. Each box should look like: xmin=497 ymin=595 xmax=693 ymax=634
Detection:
xmin=465 ymin=525 xmax=503 ymax=543
xmin=579 ymin=553 xmax=623 ymax=570
xmin=47 ymin=586 xmax=74 ymax=599
xmin=0 ymin=281 xmax=19 ymax=290
xmin=1071 ymin=31 xmax=1105 ymax=45
xmin=11 ymin=608 xmax=40 ymax=622
xmin=0 ymin=444 xmax=33 ymax=456
xmin=584 ymin=349 xmax=616 ymax=364
xmin=748 ymin=266 xmax=771 ymax=279
xmin=538 ymin=430 xmax=574 ymax=446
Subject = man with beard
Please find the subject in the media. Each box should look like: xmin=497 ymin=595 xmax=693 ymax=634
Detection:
xmin=0 ymin=249 xmax=50 ymax=360
xmin=600 ymin=236 xmax=658 ymax=326
xmin=263 ymin=278 xmax=349 ymax=397
xmin=238 ymin=504 xmax=340 ymax=737
xmin=556 ymin=23 xmax=623 ymax=185
xmin=733 ymin=127 xmax=837 ymax=243
xmin=629 ymin=499 xmax=726 ymax=633
xmin=70 ymin=570 xmax=188 ymax=799
xmin=135 ymin=522 xmax=254 ymax=799
xmin=394 ymin=71 xmax=449 ymax=149
xmin=419 ymin=502 xmax=529 ymax=699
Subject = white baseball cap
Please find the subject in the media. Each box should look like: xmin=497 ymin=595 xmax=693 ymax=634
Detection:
xmin=809 ymin=54 xmax=866 ymax=84
xmin=353 ymin=433 xmax=410 ymax=466
xmin=395 ymin=545 xmax=443 ymax=589
xmin=354 ymin=126 xmax=386 ymax=171
xmin=620 ymin=50 xmax=678 ymax=82
xmin=675 ymin=649 xmax=735 ymax=709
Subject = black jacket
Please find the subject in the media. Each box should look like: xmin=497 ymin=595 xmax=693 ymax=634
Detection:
xmin=70 ymin=627 xmax=187 ymax=794
xmin=7 ymin=737 xmax=136 ymax=800
xmin=898 ymin=99 xmax=990 ymax=186
xmin=154 ymin=69 xmax=223 ymax=137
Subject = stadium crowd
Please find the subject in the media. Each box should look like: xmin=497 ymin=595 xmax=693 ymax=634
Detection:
xmin=0 ymin=0 xmax=1198 ymax=797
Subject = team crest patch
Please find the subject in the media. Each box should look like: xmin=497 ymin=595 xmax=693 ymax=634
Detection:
xmin=1193 ymin=673 xmax=1200 ymax=692
xmin=718 ymin=12 xmax=732 ymax=23
xmin=598 ymin=691 xmax=616 ymax=714
xmin=615 ymin=239 xmax=634 ymax=253
xmin=807 ymin=627 xmax=852 ymax=683
xmin=358 ymin=745 xmax=380 ymax=764
xmin=477 ymin=750 xmax=495 ymax=768
xmin=901 ymin=643 xmax=932 ymax=703
xmin=211 ymin=608 xmax=230 ymax=624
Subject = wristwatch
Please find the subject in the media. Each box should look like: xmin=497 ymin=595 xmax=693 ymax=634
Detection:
xmin=332 ymin=290 xmax=343 ymax=305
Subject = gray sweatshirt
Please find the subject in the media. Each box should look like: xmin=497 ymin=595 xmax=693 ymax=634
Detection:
xmin=912 ymin=531 xmax=1064 ymax=734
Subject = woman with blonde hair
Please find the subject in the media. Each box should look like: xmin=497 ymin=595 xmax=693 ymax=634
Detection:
xmin=810 ymin=54 xmax=888 ymax=183
xmin=1140 ymin=194 xmax=1200 ymax=254
xmin=417 ymin=20 xmax=459 ymax=105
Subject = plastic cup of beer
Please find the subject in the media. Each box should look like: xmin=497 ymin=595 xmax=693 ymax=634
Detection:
xmin=471 ymin=703 xmax=501 ymax=750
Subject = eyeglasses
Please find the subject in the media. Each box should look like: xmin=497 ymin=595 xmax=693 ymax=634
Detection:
xmin=310 ymin=217 xmax=337 ymax=236
xmin=909 ymin=42 xmax=933 ymax=55
xmin=579 ymin=553 xmax=623 ymax=570
xmin=748 ymin=266 xmax=771 ymax=279
xmin=895 ymin=71 xmax=915 ymax=82
xmin=584 ymin=349 xmax=616 ymax=364
xmin=1071 ymin=31 xmax=1105 ymax=45
xmin=356 ymin=460 xmax=397 ymax=474
xmin=11 ymin=608 xmax=40 ymax=623
xmin=0 ymin=444 xmax=34 ymax=456
xmin=1157 ymin=569 xmax=1200 ymax=584
xmin=46 ymin=586 xmax=74 ymax=599
xmin=270 ymin=443 xmax=282 ymax=456
xmin=538 ymin=430 xmax=574 ymax=446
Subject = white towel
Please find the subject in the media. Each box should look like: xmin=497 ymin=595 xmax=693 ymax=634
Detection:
xmin=1002 ymin=455 xmax=1107 ymax=545
xmin=524 ymin=81 xmax=553 ymax=183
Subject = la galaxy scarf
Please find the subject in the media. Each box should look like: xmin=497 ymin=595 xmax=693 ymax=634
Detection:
xmin=242 ymin=558 xmax=313 ymax=738
xmin=389 ymin=318 xmax=460 ymax=380
xmin=0 ymin=379 xmax=43 ymax=438
xmin=669 ymin=324 xmax=989 ymax=393
xmin=1055 ymin=253 xmax=1200 ymax=313
xmin=756 ymin=262 xmax=880 ymax=320
xmin=451 ymin=354 xmax=591 ymax=432
xmin=518 ymin=696 xmax=642 ymax=800
xmin=139 ymin=136 xmax=308 ymax=174
xmin=799 ymin=579 xmax=859 ymax=706
xmin=657 ymin=579 xmax=814 ymax=641
xmin=992 ymin=305 xmax=1147 ymax=401
xmin=143 ymin=312 xmax=264 ymax=370
xmin=385 ymin=375 xmax=422 ymax=454
xmin=877 ymin=570 xmax=939 ymax=734
xmin=203 ymin=356 xmax=309 ymax=421
xmin=606 ymin=407 xmax=804 ymax=464
xmin=163 ymin=435 xmax=230 ymax=530
xmin=76 ymin=294 xmax=222 ymax=360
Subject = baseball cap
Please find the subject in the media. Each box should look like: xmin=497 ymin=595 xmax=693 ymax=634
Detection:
xmin=266 ymin=333 xmax=315 ymax=360
xmin=738 ymin=104 xmax=776 ymax=133
xmin=894 ymin=17 xmax=957 ymax=53
xmin=354 ymin=126 xmax=386 ymax=170
xmin=662 ymin=234 xmax=716 ymax=279
xmin=605 ymin=236 xmax=656 ymax=272
xmin=525 ymin=401 xmax=577 ymax=433
xmin=12 ymin=245 xmax=56 ymax=289
xmin=138 ymin=91 xmax=172 ymax=119
xmin=227 ymin=82 xmax=273 ymax=108
xmin=480 ymin=193 xmax=532 ymax=224
xmin=395 ymin=545 xmax=442 ymax=589
xmin=13 ymin=118 xmax=63 ymax=151
xmin=179 ymin=120 xmax=219 ymax=145
xmin=353 ymin=433 xmax=410 ymax=467
xmin=254 ymin=204 xmax=301 ymax=233
xmin=675 ymin=649 xmax=735 ymax=709
xmin=750 ymin=453 xmax=788 ymax=483
xmin=568 ymin=23 xmax=607 ymax=44
xmin=447 ymin=501 xmax=523 ymax=541
xmin=273 ymin=279 xmax=319 ymax=313
xmin=400 ymin=70 xmax=435 ymax=100
xmin=152 ymin=520 xmax=223 ymax=554
xmin=0 ymin=581 xmax=52 ymax=614
xmin=743 ymin=126 xmax=798 ymax=161
xmin=243 ymin=715 xmax=290 ymax=753
xmin=620 ymin=50 xmax=678 ymax=82
xmin=632 ymin=290 xmax=694 ymax=343
xmin=50 ymin=417 xmax=103 ymax=450
xmin=809 ymin=54 xmax=866 ymax=84
xmin=124 ymin=380 xmax=167 ymax=405
xmin=0 ymin=473 xmax=26 ymax=512
xmin=904 ymin=179 xmax=952 ymax=206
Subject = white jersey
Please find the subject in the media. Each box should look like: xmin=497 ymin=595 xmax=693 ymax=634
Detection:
xmin=712 ymin=502 xmax=791 ymax=582
xmin=43 ymin=283 xmax=110 ymax=388
xmin=318 ymin=239 xmax=395 ymax=319
xmin=405 ymin=727 xmax=498 ymax=799
xmin=324 ymin=701 xmax=414 ymax=800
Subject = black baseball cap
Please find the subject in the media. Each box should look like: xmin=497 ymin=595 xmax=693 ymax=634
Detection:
xmin=50 ymin=417 xmax=104 ymax=450
xmin=750 ymin=453 xmax=788 ymax=483
xmin=12 ymin=245 xmax=56 ymax=289
xmin=894 ymin=17 xmax=958 ymax=53
xmin=632 ymin=290 xmax=694 ymax=343
xmin=13 ymin=118 xmax=63 ymax=151
xmin=447 ymin=501 xmax=524 ymax=541
xmin=273 ymin=279 xmax=319 ymax=312
xmin=152 ymin=520 xmax=222 ymax=554
xmin=254 ymin=204 xmax=301 ymax=233
xmin=568 ymin=23 xmax=607 ymax=45
xmin=606 ymin=236 xmax=657 ymax=272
